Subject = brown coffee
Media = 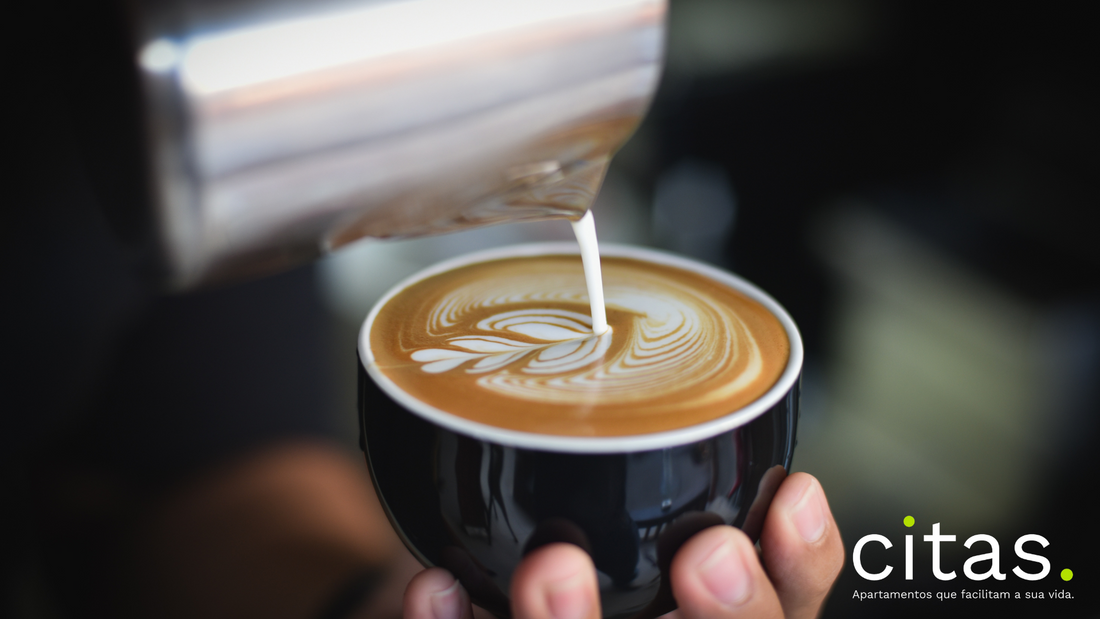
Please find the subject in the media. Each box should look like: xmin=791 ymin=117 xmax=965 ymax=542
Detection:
xmin=369 ymin=254 xmax=789 ymax=436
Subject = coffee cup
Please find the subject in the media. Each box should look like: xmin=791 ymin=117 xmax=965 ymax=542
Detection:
xmin=357 ymin=243 xmax=802 ymax=618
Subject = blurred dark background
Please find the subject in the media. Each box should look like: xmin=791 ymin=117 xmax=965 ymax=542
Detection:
xmin=4 ymin=1 xmax=1098 ymax=617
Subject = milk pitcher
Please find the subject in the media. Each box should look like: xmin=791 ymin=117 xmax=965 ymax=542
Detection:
xmin=79 ymin=0 xmax=665 ymax=289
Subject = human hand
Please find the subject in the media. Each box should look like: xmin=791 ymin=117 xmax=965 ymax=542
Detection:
xmin=403 ymin=472 xmax=844 ymax=619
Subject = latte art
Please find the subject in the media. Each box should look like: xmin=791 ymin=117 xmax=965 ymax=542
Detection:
xmin=411 ymin=309 xmax=612 ymax=375
xmin=370 ymin=255 xmax=789 ymax=436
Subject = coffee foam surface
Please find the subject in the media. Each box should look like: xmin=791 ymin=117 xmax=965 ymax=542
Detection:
xmin=369 ymin=255 xmax=789 ymax=436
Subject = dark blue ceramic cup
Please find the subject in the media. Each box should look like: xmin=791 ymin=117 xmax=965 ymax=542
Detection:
xmin=357 ymin=244 xmax=802 ymax=619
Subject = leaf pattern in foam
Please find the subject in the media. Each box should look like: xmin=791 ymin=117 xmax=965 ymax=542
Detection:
xmin=410 ymin=309 xmax=611 ymax=375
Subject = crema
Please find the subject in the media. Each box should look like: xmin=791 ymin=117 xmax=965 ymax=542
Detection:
xmin=369 ymin=254 xmax=789 ymax=436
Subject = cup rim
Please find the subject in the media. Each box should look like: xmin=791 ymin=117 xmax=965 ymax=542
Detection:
xmin=358 ymin=242 xmax=803 ymax=453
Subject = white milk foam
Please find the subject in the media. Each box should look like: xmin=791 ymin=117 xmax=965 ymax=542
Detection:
xmin=570 ymin=210 xmax=609 ymax=335
xmin=411 ymin=209 xmax=609 ymax=377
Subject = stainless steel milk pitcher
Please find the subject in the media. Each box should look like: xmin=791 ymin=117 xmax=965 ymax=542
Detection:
xmin=94 ymin=0 xmax=665 ymax=288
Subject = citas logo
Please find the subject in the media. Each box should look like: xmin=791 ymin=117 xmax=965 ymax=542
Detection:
xmin=852 ymin=516 xmax=1074 ymax=583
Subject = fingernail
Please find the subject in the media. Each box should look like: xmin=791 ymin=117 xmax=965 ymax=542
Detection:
xmin=792 ymin=479 xmax=827 ymax=543
xmin=429 ymin=580 xmax=467 ymax=619
xmin=696 ymin=538 xmax=752 ymax=607
xmin=545 ymin=571 xmax=594 ymax=619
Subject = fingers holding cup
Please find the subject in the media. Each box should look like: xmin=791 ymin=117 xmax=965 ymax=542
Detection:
xmin=510 ymin=543 xmax=601 ymax=619
xmin=758 ymin=473 xmax=845 ymax=619
xmin=670 ymin=525 xmax=784 ymax=619
xmin=404 ymin=568 xmax=474 ymax=619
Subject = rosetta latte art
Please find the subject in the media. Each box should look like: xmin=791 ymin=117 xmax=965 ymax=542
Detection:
xmin=370 ymin=256 xmax=788 ymax=436
xmin=410 ymin=309 xmax=613 ymax=375
xmin=405 ymin=273 xmax=763 ymax=407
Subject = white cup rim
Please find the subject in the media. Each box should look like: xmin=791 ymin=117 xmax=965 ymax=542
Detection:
xmin=359 ymin=242 xmax=803 ymax=453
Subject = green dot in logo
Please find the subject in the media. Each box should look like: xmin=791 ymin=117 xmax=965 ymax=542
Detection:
xmin=1061 ymin=569 xmax=1073 ymax=581
xmin=903 ymin=516 xmax=915 ymax=527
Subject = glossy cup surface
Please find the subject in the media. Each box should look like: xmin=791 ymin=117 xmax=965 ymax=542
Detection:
xmin=357 ymin=244 xmax=802 ymax=618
